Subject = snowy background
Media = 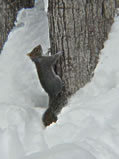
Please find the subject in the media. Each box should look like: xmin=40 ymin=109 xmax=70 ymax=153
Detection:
xmin=0 ymin=0 xmax=119 ymax=158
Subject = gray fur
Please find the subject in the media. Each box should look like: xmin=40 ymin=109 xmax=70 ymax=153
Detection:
xmin=28 ymin=45 xmax=67 ymax=127
xmin=32 ymin=51 xmax=63 ymax=98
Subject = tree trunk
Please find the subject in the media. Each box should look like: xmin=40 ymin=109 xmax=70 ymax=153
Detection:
xmin=0 ymin=0 xmax=34 ymax=53
xmin=115 ymin=0 xmax=119 ymax=7
xmin=48 ymin=0 xmax=116 ymax=97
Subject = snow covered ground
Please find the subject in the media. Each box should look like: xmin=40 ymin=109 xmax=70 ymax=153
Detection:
xmin=0 ymin=1 xmax=119 ymax=159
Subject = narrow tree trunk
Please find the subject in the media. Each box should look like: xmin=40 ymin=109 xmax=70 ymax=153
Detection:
xmin=48 ymin=0 xmax=116 ymax=97
xmin=0 ymin=0 xmax=34 ymax=52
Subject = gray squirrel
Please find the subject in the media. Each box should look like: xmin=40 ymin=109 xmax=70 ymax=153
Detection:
xmin=27 ymin=45 xmax=67 ymax=126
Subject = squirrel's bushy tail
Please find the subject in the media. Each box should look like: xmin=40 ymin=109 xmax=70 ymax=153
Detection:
xmin=42 ymin=84 xmax=67 ymax=127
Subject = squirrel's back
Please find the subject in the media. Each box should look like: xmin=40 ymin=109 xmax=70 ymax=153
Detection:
xmin=35 ymin=58 xmax=63 ymax=97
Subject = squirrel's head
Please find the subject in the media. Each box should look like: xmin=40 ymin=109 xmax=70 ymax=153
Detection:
xmin=27 ymin=44 xmax=43 ymax=60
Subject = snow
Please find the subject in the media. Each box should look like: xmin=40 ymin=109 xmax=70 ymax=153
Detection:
xmin=0 ymin=1 xmax=119 ymax=159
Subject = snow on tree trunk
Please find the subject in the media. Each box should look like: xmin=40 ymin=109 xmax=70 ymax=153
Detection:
xmin=48 ymin=0 xmax=116 ymax=96
xmin=0 ymin=0 xmax=34 ymax=52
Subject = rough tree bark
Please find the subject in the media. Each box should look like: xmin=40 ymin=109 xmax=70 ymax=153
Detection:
xmin=48 ymin=0 xmax=116 ymax=97
xmin=0 ymin=0 xmax=34 ymax=52
xmin=115 ymin=0 xmax=119 ymax=7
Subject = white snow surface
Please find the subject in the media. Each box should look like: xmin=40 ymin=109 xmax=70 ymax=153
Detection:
xmin=0 ymin=2 xmax=119 ymax=159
